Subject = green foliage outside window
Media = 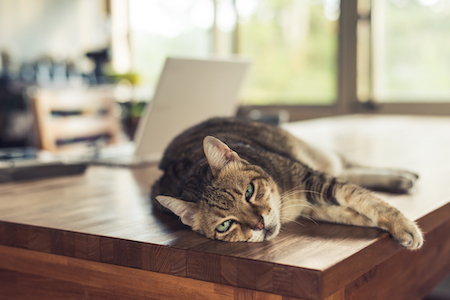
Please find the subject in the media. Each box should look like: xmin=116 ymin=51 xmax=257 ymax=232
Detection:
xmin=239 ymin=0 xmax=338 ymax=105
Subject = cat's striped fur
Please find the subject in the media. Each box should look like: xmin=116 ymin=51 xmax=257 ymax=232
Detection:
xmin=152 ymin=117 xmax=423 ymax=249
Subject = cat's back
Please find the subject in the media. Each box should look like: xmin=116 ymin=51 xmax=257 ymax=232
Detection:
xmin=159 ymin=117 xmax=297 ymax=170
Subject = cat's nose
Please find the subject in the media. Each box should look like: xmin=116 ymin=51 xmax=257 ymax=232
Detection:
xmin=254 ymin=217 xmax=265 ymax=230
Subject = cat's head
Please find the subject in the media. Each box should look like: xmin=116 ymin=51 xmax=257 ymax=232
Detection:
xmin=156 ymin=136 xmax=281 ymax=242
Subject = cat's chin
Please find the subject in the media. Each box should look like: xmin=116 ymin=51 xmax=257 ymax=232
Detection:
xmin=247 ymin=224 xmax=280 ymax=242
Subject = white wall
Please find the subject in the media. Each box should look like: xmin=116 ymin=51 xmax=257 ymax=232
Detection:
xmin=0 ymin=0 xmax=109 ymax=63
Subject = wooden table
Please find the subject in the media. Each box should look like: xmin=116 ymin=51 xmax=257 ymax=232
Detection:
xmin=1 ymin=115 xmax=449 ymax=300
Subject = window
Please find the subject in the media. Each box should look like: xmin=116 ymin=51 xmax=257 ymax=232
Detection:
xmin=371 ymin=0 xmax=450 ymax=102
xmin=127 ymin=0 xmax=340 ymax=109
xmin=128 ymin=0 xmax=213 ymax=97
xmin=357 ymin=0 xmax=450 ymax=115
xmin=121 ymin=0 xmax=450 ymax=120
xmin=236 ymin=0 xmax=339 ymax=105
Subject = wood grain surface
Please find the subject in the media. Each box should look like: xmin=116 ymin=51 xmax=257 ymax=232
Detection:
xmin=1 ymin=115 xmax=449 ymax=299
xmin=0 ymin=245 xmax=300 ymax=300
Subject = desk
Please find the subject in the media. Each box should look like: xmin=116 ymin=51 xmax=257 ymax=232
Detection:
xmin=1 ymin=115 xmax=450 ymax=300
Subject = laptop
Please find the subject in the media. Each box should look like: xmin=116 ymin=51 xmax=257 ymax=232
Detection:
xmin=92 ymin=56 xmax=250 ymax=167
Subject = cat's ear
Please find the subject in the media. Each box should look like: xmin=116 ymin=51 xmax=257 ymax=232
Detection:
xmin=203 ymin=136 xmax=240 ymax=177
xmin=156 ymin=196 xmax=197 ymax=227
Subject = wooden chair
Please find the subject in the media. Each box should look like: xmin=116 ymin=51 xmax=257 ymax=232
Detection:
xmin=30 ymin=86 xmax=124 ymax=153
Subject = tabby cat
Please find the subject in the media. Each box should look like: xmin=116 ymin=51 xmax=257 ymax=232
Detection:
xmin=151 ymin=117 xmax=423 ymax=249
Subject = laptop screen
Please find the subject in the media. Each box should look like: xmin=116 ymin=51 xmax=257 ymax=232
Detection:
xmin=133 ymin=56 xmax=250 ymax=161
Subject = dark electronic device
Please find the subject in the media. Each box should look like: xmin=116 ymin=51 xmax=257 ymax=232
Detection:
xmin=0 ymin=159 xmax=88 ymax=183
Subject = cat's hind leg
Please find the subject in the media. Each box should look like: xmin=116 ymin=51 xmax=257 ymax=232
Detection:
xmin=338 ymin=167 xmax=419 ymax=193
xmin=286 ymin=133 xmax=419 ymax=193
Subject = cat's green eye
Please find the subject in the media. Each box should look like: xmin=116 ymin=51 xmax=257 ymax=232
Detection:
xmin=245 ymin=183 xmax=254 ymax=201
xmin=216 ymin=220 xmax=233 ymax=233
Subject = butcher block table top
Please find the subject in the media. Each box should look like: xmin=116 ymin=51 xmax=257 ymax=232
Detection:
xmin=1 ymin=114 xmax=450 ymax=300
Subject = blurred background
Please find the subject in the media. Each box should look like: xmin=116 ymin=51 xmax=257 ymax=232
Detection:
xmin=1 ymin=0 xmax=450 ymax=151
xmin=0 ymin=1 xmax=449 ymax=297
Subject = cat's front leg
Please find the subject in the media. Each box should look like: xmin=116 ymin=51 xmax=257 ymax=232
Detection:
xmin=374 ymin=207 xmax=423 ymax=249
xmin=306 ymin=202 xmax=423 ymax=249
xmin=335 ymin=183 xmax=423 ymax=249
xmin=300 ymin=175 xmax=424 ymax=249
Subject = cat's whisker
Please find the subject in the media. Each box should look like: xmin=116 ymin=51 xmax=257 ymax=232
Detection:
xmin=280 ymin=188 xmax=327 ymax=200
xmin=280 ymin=204 xmax=315 ymax=214
xmin=280 ymin=188 xmax=310 ymax=198
xmin=282 ymin=218 xmax=306 ymax=227
xmin=280 ymin=202 xmax=311 ymax=208
xmin=281 ymin=215 xmax=318 ymax=227
xmin=300 ymin=215 xmax=319 ymax=226
xmin=280 ymin=189 xmax=302 ymax=197
xmin=280 ymin=201 xmax=320 ymax=214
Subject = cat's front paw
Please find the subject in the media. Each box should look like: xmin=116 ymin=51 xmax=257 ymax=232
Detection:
xmin=390 ymin=219 xmax=423 ymax=250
